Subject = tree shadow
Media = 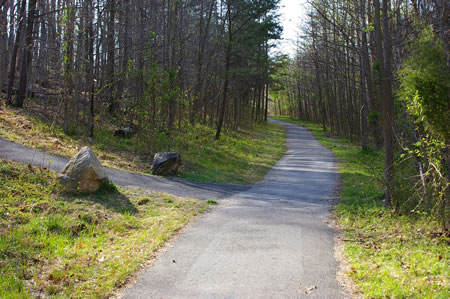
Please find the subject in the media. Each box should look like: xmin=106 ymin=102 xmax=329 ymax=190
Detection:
xmin=62 ymin=188 xmax=138 ymax=215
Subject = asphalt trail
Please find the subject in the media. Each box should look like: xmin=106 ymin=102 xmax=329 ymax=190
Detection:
xmin=122 ymin=119 xmax=347 ymax=298
xmin=0 ymin=138 xmax=248 ymax=200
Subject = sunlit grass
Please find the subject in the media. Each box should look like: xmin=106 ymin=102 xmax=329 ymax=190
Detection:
xmin=0 ymin=159 xmax=208 ymax=298
xmin=176 ymin=122 xmax=286 ymax=184
xmin=272 ymin=116 xmax=449 ymax=298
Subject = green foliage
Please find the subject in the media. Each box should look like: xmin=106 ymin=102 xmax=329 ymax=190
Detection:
xmin=362 ymin=22 xmax=375 ymax=33
xmin=393 ymin=133 xmax=449 ymax=226
xmin=270 ymin=55 xmax=290 ymax=92
xmin=397 ymin=26 xmax=449 ymax=228
xmin=128 ymin=58 xmax=185 ymax=152
xmin=269 ymin=55 xmax=295 ymax=115
xmin=398 ymin=26 xmax=449 ymax=140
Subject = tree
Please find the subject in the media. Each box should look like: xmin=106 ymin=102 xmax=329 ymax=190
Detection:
xmin=0 ymin=0 xmax=8 ymax=88
xmin=399 ymin=26 xmax=449 ymax=142
xmin=15 ymin=0 xmax=38 ymax=107
xmin=272 ymin=0 xmax=447 ymax=224
xmin=1 ymin=0 xmax=279 ymax=151
xmin=6 ymin=0 xmax=26 ymax=104
xmin=380 ymin=0 xmax=395 ymax=207
xmin=215 ymin=0 xmax=281 ymax=139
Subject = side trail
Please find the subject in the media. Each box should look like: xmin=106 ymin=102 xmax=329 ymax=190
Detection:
xmin=0 ymin=138 xmax=248 ymax=200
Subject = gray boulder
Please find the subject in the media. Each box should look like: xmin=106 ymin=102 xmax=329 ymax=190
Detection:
xmin=151 ymin=152 xmax=181 ymax=175
xmin=58 ymin=146 xmax=108 ymax=193
xmin=114 ymin=127 xmax=136 ymax=138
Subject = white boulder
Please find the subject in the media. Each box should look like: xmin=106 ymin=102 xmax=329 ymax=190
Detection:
xmin=58 ymin=146 xmax=108 ymax=193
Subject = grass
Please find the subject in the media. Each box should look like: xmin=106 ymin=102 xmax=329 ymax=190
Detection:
xmin=0 ymin=158 xmax=208 ymax=298
xmin=272 ymin=116 xmax=449 ymax=298
xmin=175 ymin=122 xmax=286 ymax=184
xmin=0 ymin=105 xmax=286 ymax=184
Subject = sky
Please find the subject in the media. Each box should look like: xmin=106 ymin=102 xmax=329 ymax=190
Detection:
xmin=276 ymin=0 xmax=309 ymax=57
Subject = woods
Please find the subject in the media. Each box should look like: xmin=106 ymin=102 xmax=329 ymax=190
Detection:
xmin=1 ymin=0 xmax=280 ymax=143
xmin=1 ymin=0 xmax=448 ymax=227
xmin=1 ymin=1 xmax=449 ymax=297
xmin=272 ymin=0 xmax=449 ymax=228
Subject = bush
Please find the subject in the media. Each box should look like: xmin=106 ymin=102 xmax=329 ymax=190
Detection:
xmin=398 ymin=26 xmax=449 ymax=140
xmin=397 ymin=26 xmax=449 ymax=229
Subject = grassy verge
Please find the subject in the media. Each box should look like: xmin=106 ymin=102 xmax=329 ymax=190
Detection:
xmin=175 ymin=122 xmax=285 ymax=184
xmin=0 ymin=159 xmax=208 ymax=298
xmin=272 ymin=116 xmax=449 ymax=298
xmin=0 ymin=106 xmax=286 ymax=184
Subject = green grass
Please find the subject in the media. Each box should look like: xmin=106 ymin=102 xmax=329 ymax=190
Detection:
xmin=272 ymin=116 xmax=449 ymax=298
xmin=175 ymin=122 xmax=286 ymax=184
xmin=0 ymin=159 xmax=208 ymax=298
xmin=0 ymin=107 xmax=286 ymax=184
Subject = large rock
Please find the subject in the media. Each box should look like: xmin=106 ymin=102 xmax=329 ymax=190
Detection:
xmin=58 ymin=147 xmax=108 ymax=193
xmin=151 ymin=152 xmax=181 ymax=175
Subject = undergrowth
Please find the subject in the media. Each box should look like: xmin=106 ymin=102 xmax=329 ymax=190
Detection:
xmin=272 ymin=116 xmax=449 ymax=298
xmin=0 ymin=159 xmax=207 ymax=298
xmin=0 ymin=106 xmax=286 ymax=184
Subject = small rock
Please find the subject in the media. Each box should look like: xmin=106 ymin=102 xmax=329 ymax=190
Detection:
xmin=57 ymin=146 xmax=108 ymax=193
xmin=304 ymin=285 xmax=317 ymax=295
xmin=151 ymin=152 xmax=181 ymax=175
xmin=114 ymin=127 xmax=136 ymax=138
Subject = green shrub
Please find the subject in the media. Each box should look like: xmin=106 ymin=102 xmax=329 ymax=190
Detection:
xmin=397 ymin=26 xmax=449 ymax=229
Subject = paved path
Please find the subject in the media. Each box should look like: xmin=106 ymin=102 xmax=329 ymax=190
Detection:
xmin=122 ymin=119 xmax=346 ymax=298
xmin=0 ymin=138 xmax=248 ymax=200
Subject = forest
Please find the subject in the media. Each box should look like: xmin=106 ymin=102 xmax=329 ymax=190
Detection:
xmin=271 ymin=0 xmax=448 ymax=228
xmin=0 ymin=0 xmax=449 ymax=297
xmin=0 ymin=0 xmax=448 ymax=225
xmin=0 ymin=0 xmax=280 ymax=142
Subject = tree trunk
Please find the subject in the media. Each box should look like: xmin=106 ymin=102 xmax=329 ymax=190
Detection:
xmin=0 ymin=2 xmax=7 ymax=89
xmin=359 ymin=0 xmax=370 ymax=150
xmin=63 ymin=1 xmax=75 ymax=134
xmin=215 ymin=1 xmax=232 ymax=140
xmin=372 ymin=0 xmax=385 ymax=150
xmin=107 ymin=0 xmax=116 ymax=113
xmin=381 ymin=0 xmax=395 ymax=207
xmin=15 ymin=0 xmax=37 ymax=108
xmin=87 ymin=0 xmax=95 ymax=137
xmin=6 ymin=0 xmax=26 ymax=104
